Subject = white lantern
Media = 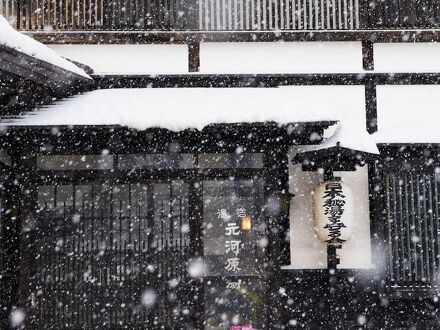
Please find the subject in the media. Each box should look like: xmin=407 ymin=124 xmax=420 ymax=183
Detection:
xmin=312 ymin=179 xmax=353 ymax=245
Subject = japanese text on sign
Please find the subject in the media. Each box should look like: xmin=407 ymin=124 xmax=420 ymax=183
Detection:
xmin=322 ymin=182 xmax=346 ymax=244
xmin=221 ymin=207 xmax=247 ymax=272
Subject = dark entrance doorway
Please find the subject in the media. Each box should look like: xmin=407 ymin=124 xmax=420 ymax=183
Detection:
xmin=202 ymin=179 xmax=267 ymax=329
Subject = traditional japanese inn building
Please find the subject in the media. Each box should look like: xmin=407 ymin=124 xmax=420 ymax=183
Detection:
xmin=1 ymin=1 xmax=440 ymax=329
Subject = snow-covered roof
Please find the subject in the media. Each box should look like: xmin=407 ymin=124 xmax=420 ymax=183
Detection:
xmin=1 ymin=86 xmax=366 ymax=131
xmin=315 ymin=120 xmax=379 ymax=154
xmin=0 ymin=15 xmax=90 ymax=79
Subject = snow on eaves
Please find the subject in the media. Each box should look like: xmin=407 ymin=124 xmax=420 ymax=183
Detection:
xmin=0 ymin=15 xmax=90 ymax=79
xmin=314 ymin=120 xmax=379 ymax=154
xmin=2 ymin=86 xmax=366 ymax=131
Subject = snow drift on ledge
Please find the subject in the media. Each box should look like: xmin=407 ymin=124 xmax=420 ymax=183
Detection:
xmin=0 ymin=15 xmax=90 ymax=78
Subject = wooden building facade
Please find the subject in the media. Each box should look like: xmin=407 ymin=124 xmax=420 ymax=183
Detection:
xmin=2 ymin=1 xmax=440 ymax=328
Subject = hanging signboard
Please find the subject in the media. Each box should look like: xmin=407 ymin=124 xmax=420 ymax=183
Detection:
xmin=312 ymin=179 xmax=353 ymax=245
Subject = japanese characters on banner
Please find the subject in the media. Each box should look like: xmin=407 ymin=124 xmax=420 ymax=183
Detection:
xmin=217 ymin=207 xmax=248 ymax=273
xmin=312 ymin=179 xmax=353 ymax=245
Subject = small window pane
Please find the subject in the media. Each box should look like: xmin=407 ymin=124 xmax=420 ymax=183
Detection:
xmin=0 ymin=149 xmax=11 ymax=166
xmin=37 ymin=155 xmax=114 ymax=170
xmin=152 ymin=181 xmax=190 ymax=249
xmin=38 ymin=186 xmax=55 ymax=210
xmin=198 ymin=153 xmax=263 ymax=169
xmin=117 ymin=154 xmax=195 ymax=169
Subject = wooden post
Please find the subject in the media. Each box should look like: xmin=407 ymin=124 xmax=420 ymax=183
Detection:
xmin=188 ymin=171 xmax=204 ymax=329
xmin=358 ymin=0 xmax=372 ymax=29
xmin=327 ymin=244 xmax=342 ymax=328
xmin=362 ymin=41 xmax=374 ymax=71
xmin=0 ymin=159 xmax=20 ymax=329
xmin=277 ymin=144 xmax=291 ymax=266
xmin=15 ymin=143 xmax=37 ymax=328
xmin=15 ymin=0 xmax=22 ymax=30
xmin=365 ymin=80 xmax=378 ymax=133
xmin=327 ymin=245 xmax=341 ymax=271
xmin=367 ymin=161 xmax=388 ymax=299
xmin=188 ymin=42 xmax=200 ymax=73
xmin=264 ymin=144 xmax=290 ymax=327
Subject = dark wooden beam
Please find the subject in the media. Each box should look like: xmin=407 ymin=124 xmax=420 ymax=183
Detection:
xmin=362 ymin=41 xmax=374 ymax=71
xmin=188 ymin=42 xmax=200 ymax=73
xmin=93 ymin=72 xmax=440 ymax=89
xmin=25 ymin=29 xmax=440 ymax=44
xmin=365 ymin=80 xmax=378 ymax=133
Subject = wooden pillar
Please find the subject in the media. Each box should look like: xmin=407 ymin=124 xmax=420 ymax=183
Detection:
xmin=188 ymin=167 xmax=204 ymax=329
xmin=365 ymin=80 xmax=378 ymax=133
xmin=367 ymin=162 xmax=388 ymax=298
xmin=0 ymin=160 xmax=20 ymax=329
xmin=14 ymin=143 xmax=37 ymax=328
xmin=16 ymin=0 xmax=22 ymax=30
xmin=188 ymin=42 xmax=200 ymax=73
xmin=358 ymin=0 xmax=373 ymax=29
xmin=264 ymin=141 xmax=290 ymax=327
xmin=278 ymin=144 xmax=293 ymax=267
xmin=362 ymin=41 xmax=374 ymax=71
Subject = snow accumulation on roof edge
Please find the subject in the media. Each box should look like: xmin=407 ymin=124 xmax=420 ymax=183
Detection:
xmin=0 ymin=15 xmax=91 ymax=79
xmin=315 ymin=120 xmax=379 ymax=154
xmin=0 ymin=86 xmax=382 ymax=154
xmin=0 ymin=86 xmax=363 ymax=128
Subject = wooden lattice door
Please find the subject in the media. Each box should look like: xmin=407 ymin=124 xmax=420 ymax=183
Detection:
xmin=29 ymin=179 xmax=198 ymax=329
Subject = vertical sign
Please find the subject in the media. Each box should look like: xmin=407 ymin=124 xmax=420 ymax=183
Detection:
xmin=312 ymin=180 xmax=353 ymax=245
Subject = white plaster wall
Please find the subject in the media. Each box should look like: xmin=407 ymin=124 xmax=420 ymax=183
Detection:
xmin=375 ymin=43 xmax=440 ymax=72
xmin=46 ymin=42 xmax=440 ymax=74
xmin=285 ymin=146 xmax=373 ymax=269
xmin=199 ymin=41 xmax=363 ymax=73
xmin=377 ymin=85 xmax=440 ymax=130
xmin=48 ymin=44 xmax=188 ymax=74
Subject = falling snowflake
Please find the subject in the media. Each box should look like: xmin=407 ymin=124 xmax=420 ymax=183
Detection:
xmin=188 ymin=257 xmax=206 ymax=278
xmin=10 ymin=308 xmax=25 ymax=327
xmin=141 ymin=289 xmax=157 ymax=308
